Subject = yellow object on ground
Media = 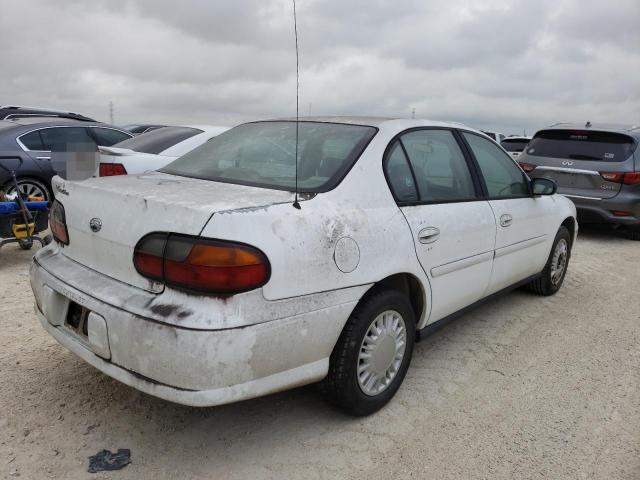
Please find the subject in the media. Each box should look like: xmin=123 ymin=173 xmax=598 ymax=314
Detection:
xmin=12 ymin=223 xmax=35 ymax=239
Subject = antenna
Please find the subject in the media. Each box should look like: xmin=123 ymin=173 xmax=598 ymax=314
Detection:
xmin=292 ymin=0 xmax=301 ymax=210
xmin=109 ymin=100 xmax=114 ymax=124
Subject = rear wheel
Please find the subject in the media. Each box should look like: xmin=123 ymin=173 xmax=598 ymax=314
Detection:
xmin=320 ymin=289 xmax=415 ymax=416
xmin=527 ymin=226 xmax=571 ymax=296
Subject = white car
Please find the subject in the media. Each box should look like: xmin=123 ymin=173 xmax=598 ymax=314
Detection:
xmin=31 ymin=117 xmax=577 ymax=415
xmin=481 ymin=130 xmax=506 ymax=144
xmin=501 ymin=136 xmax=532 ymax=161
xmin=98 ymin=125 xmax=228 ymax=176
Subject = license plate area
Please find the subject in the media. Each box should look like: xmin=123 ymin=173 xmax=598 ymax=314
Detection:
xmin=65 ymin=301 xmax=89 ymax=338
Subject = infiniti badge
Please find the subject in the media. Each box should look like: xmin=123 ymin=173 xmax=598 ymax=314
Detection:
xmin=89 ymin=218 xmax=102 ymax=233
xmin=562 ymin=161 xmax=574 ymax=166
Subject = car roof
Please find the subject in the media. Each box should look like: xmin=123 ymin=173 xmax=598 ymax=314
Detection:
xmin=0 ymin=119 xmax=130 ymax=136
xmin=543 ymin=122 xmax=640 ymax=140
xmin=258 ymin=115 xmax=483 ymax=132
xmin=0 ymin=106 xmax=95 ymax=121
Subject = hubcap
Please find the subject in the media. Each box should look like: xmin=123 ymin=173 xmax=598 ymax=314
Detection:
xmin=357 ymin=310 xmax=407 ymax=396
xmin=550 ymin=238 xmax=568 ymax=286
xmin=6 ymin=182 xmax=47 ymax=201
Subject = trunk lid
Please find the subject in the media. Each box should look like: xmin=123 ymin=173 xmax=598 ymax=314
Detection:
xmin=524 ymin=129 xmax=636 ymax=199
xmin=52 ymin=173 xmax=294 ymax=292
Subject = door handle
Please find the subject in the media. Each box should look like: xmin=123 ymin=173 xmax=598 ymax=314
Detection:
xmin=418 ymin=227 xmax=440 ymax=244
xmin=36 ymin=156 xmax=51 ymax=160
xmin=500 ymin=214 xmax=513 ymax=227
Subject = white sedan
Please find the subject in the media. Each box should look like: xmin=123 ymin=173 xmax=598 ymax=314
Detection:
xmin=31 ymin=117 xmax=576 ymax=415
xmin=501 ymin=136 xmax=532 ymax=161
xmin=98 ymin=125 xmax=228 ymax=176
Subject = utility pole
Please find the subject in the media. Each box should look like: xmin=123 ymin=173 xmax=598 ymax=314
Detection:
xmin=109 ymin=101 xmax=114 ymax=124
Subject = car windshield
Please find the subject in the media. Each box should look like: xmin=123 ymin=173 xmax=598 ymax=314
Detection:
xmin=501 ymin=139 xmax=529 ymax=152
xmin=526 ymin=130 xmax=636 ymax=162
xmin=114 ymin=126 xmax=202 ymax=154
xmin=160 ymin=121 xmax=377 ymax=192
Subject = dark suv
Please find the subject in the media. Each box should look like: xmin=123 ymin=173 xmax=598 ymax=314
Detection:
xmin=0 ymin=105 xmax=95 ymax=122
xmin=0 ymin=118 xmax=132 ymax=201
xmin=519 ymin=123 xmax=640 ymax=240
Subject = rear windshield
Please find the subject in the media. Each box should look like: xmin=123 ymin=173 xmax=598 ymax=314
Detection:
xmin=501 ymin=138 xmax=529 ymax=152
xmin=482 ymin=131 xmax=496 ymax=140
xmin=160 ymin=121 xmax=377 ymax=192
xmin=526 ymin=130 xmax=636 ymax=162
xmin=114 ymin=126 xmax=202 ymax=154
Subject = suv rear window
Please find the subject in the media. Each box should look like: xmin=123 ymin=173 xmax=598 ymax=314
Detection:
xmin=160 ymin=121 xmax=377 ymax=192
xmin=114 ymin=127 xmax=202 ymax=154
xmin=526 ymin=130 xmax=636 ymax=162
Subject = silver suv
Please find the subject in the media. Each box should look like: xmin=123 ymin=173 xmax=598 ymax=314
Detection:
xmin=518 ymin=123 xmax=639 ymax=240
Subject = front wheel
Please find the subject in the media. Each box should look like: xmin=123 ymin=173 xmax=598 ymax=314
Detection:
xmin=320 ymin=289 xmax=416 ymax=416
xmin=627 ymin=227 xmax=640 ymax=241
xmin=527 ymin=226 xmax=571 ymax=296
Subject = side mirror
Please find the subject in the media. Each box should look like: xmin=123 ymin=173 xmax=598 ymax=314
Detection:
xmin=531 ymin=177 xmax=557 ymax=196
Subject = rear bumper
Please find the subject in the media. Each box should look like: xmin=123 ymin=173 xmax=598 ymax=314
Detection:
xmin=30 ymin=247 xmax=363 ymax=406
xmin=564 ymin=193 xmax=640 ymax=227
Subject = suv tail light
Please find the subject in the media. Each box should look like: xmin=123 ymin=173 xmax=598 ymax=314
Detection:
xmin=99 ymin=163 xmax=127 ymax=176
xmin=50 ymin=200 xmax=69 ymax=245
xmin=600 ymin=172 xmax=640 ymax=185
xmin=133 ymin=233 xmax=270 ymax=294
xmin=518 ymin=162 xmax=536 ymax=173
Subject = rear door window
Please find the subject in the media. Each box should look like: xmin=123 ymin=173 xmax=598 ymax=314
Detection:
xmin=19 ymin=131 xmax=45 ymax=150
xmin=385 ymin=141 xmax=418 ymax=202
xmin=400 ymin=130 xmax=477 ymax=202
xmin=526 ymin=130 xmax=636 ymax=162
xmin=39 ymin=127 xmax=96 ymax=152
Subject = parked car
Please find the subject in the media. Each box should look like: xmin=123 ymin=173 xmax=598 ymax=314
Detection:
xmin=519 ymin=123 xmax=640 ymax=240
xmin=0 ymin=105 xmax=95 ymax=122
xmin=31 ymin=117 xmax=576 ymax=415
xmin=501 ymin=136 xmax=531 ymax=160
xmin=0 ymin=118 xmax=132 ymax=201
xmin=481 ymin=130 xmax=506 ymax=143
xmin=122 ymin=124 xmax=166 ymax=135
xmin=98 ymin=125 xmax=229 ymax=176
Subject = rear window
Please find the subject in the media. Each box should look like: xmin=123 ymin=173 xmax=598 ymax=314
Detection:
xmin=160 ymin=121 xmax=377 ymax=192
xmin=501 ymin=138 xmax=529 ymax=152
xmin=114 ymin=127 xmax=202 ymax=154
xmin=526 ymin=130 xmax=636 ymax=162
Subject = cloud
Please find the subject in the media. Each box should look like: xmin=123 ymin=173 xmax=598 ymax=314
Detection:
xmin=0 ymin=0 xmax=638 ymax=134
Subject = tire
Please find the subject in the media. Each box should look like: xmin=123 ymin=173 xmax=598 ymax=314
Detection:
xmin=3 ymin=177 xmax=51 ymax=202
xmin=320 ymin=289 xmax=416 ymax=416
xmin=18 ymin=240 xmax=33 ymax=250
xmin=627 ymin=228 xmax=640 ymax=241
xmin=527 ymin=226 xmax=571 ymax=296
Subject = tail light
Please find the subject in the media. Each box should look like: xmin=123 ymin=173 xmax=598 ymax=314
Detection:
xmin=600 ymin=172 xmax=640 ymax=185
xmin=611 ymin=210 xmax=632 ymax=217
xmin=50 ymin=200 xmax=69 ymax=245
xmin=518 ymin=162 xmax=536 ymax=173
xmin=133 ymin=233 xmax=270 ymax=294
xmin=99 ymin=163 xmax=127 ymax=176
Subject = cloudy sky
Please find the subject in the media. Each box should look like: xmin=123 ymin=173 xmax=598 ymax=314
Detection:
xmin=1 ymin=0 xmax=638 ymax=134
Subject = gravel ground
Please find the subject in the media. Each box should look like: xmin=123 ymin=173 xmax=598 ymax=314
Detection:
xmin=1 ymin=227 xmax=639 ymax=480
